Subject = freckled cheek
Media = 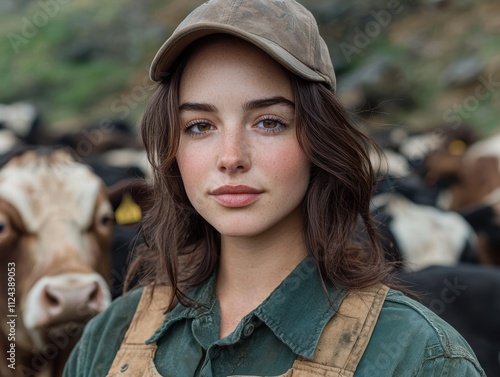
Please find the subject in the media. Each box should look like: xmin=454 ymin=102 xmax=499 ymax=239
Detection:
xmin=176 ymin=151 xmax=211 ymax=203
xmin=178 ymin=165 xmax=204 ymax=193
xmin=262 ymin=148 xmax=311 ymax=190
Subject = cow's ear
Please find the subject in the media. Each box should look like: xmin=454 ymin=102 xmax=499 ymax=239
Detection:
xmin=107 ymin=178 xmax=152 ymax=225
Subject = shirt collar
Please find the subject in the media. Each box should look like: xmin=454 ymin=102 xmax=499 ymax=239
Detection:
xmin=146 ymin=256 xmax=348 ymax=359
xmin=146 ymin=271 xmax=217 ymax=344
xmin=253 ymin=256 xmax=347 ymax=359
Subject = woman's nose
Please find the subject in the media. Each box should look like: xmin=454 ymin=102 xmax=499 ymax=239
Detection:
xmin=217 ymin=130 xmax=251 ymax=173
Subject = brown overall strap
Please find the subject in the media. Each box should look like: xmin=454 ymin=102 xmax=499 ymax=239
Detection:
xmin=292 ymin=283 xmax=390 ymax=377
xmin=105 ymin=285 xmax=173 ymax=377
xmin=107 ymin=283 xmax=389 ymax=377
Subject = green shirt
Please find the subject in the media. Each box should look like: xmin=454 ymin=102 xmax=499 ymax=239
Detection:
xmin=64 ymin=257 xmax=485 ymax=376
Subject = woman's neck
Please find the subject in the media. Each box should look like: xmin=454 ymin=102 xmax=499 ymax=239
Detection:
xmin=215 ymin=216 xmax=307 ymax=338
xmin=217 ymin=234 xmax=307 ymax=300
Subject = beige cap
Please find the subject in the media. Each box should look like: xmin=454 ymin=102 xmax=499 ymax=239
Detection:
xmin=149 ymin=0 xmax=336 ymax=91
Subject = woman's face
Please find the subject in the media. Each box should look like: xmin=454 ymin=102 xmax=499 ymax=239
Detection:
xmin=176 ymin=37 xmax=310 ymax=239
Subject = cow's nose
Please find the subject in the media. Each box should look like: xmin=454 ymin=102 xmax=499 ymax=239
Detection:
xmin=41 ymin=282 xmax=104 ymax=324
xmin=23 ymin=273 xmax=111 ymax=332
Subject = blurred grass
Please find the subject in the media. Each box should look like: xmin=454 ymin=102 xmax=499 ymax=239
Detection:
xmin=1 ymin=0 xmax=499 ymax=135
xmin=1 ymin=0 xmax=164 ymax=127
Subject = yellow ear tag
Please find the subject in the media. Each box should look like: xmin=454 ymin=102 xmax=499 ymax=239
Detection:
xmin=448 ymin=139 xmax=467 ymax=156
xmin=115 ymin=193 xmax=142 ymax=225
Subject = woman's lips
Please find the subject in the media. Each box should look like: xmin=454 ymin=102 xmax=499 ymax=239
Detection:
xmin=210 ymin=185 xmax=263 ymax=208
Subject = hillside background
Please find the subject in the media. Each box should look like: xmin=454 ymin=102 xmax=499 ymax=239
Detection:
xmin=1 ymin=0 xmax=499 ymax=137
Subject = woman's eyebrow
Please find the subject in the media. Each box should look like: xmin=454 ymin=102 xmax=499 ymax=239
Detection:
xmin=179 ymin=96 xmax=295 ymax=113
xmin=243 ymin=96 xmax=295 ymax=111
xmin=179 ymin=102 xmax=217 ymax=113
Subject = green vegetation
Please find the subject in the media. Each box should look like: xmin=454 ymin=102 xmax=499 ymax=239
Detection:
xmin=1 ymin=0 xmax=499 ymax=135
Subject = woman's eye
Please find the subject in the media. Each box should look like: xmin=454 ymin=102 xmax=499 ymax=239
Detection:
xmin=187 ymin=122 xmax=213 ymax=134
xmin=256 ymin=118 xmax=286 ymax=132
xmin=262 ymin=119 xmax=279 ymax=128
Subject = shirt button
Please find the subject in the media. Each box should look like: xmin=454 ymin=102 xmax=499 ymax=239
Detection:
xmin=243 ymin=323 xmax=255 ymax=337
xmin=120 ymin=364 xmax=128 ymax=372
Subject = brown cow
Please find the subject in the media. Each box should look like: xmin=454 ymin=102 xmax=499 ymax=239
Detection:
xmin=0 ymin=148 xmax=114 ymax=377
xmin=440 ymin=133 xmax=500 ymax=264
xmin=447 ymin=133 xmax=500 ymax=211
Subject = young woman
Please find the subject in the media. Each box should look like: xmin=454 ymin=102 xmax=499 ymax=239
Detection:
xmin=64 ymin=0 xmax=485 ymax=376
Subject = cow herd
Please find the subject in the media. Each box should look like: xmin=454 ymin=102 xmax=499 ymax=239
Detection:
xmin=371 ymin=124 xmax=500 ymax=376
xmin=0 ymin=102 xmax=499 ymax=376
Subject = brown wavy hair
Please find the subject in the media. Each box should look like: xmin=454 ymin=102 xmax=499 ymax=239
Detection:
xmin=125 ymin=44 xmax=394 ymax=305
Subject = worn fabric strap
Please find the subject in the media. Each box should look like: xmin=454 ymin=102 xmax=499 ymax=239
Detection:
xmin=292 ymin=283 xmax=390 ymax=377
xmin=106 ymin=285 xmax=172 ymax=377
xmin=107 ymin=283 xmax=389 ymax=377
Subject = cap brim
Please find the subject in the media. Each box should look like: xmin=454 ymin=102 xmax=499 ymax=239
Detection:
xmin=149 ymin=22 xmax=328 ymax=85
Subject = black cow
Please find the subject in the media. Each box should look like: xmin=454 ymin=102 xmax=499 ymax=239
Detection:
xmin=397 ymin=264 xmax=500 ymax=377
